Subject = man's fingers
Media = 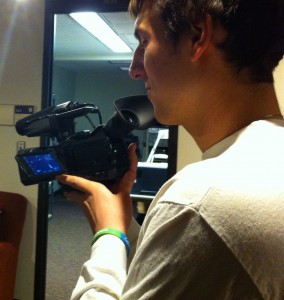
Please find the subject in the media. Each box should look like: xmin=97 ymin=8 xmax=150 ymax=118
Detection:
xmin=118 ymin=144 xmax=138 ymax=193
xmin=128 ymin=143 xmax=138 ymax=173
xmin=57 ymin=174 xmax=98 ymax=193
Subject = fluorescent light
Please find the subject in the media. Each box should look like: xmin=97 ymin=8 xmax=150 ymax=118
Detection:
xmin=70 ymin=12 xmax=132 ymax=53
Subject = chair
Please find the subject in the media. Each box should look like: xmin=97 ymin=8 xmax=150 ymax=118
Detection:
xmin=0 ymin=191 xmax=27 ymax=300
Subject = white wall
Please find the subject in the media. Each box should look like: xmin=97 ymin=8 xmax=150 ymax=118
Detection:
xmin=177 ymin=57 xmax=284 ymax=171
xmin=0 ymin=0 xmax=44 ymax=298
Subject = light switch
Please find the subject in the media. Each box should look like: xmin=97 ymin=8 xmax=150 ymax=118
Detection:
xmin=17 ymin=141 xmax=25 ymax=151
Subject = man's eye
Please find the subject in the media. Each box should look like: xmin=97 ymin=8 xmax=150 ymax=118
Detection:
xmin=139 ymin=39 xmax=148 ymax=48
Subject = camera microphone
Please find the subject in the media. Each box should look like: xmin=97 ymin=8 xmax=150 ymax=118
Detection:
xmin=15 ymin=101 xmax=99 ymax=137
xmin=15 ymin=105 xmax=55 ymax=135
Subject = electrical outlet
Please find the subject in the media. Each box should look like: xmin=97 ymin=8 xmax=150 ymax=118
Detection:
xmin=17 ymin=141 xmax=25 ymax=151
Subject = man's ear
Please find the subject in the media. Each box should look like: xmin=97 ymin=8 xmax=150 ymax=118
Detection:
xmin=190 ymin=14 xmax=213 ymax=61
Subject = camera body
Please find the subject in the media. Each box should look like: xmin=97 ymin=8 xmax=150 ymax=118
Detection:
xmin=15 ymin=127 xmax=129 ymax=185
xmin=15 ymin=95 xmax=157 ymax=186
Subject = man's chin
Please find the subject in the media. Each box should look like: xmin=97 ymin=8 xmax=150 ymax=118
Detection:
xmin=154 ymin=111 xmax=175 ymax=126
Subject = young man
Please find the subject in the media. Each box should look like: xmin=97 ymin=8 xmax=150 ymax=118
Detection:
xmin=57 ymin=0 xmax=284 ymax=299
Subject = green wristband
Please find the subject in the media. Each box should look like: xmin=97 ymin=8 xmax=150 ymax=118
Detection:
xmin=92 ymin=228 xmax=130 ymax=256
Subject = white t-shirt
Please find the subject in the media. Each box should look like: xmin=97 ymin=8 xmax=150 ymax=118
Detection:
xmin=71 ymin=120 xmax=284 ymax=300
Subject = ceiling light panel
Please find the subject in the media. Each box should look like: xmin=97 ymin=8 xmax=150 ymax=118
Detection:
xmin=70 ymin=12 xmax=132 ymax=53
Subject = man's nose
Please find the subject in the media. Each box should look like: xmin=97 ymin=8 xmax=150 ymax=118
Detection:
xmin=129 ymin=48 xmax=146 ymax=80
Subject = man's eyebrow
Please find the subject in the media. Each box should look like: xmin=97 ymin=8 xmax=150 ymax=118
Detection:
xmin=134 ymin=26 xmax=147 ymax=41
xmin=134 ymin=28 xmax=141 ymax=40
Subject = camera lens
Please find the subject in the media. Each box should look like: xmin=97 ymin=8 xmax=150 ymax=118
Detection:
xmin=120 ymin=110 xmax=139 ymax=126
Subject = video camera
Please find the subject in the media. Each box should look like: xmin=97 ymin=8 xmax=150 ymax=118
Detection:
xmin=15 ymin=95 xmax=157 ymax=186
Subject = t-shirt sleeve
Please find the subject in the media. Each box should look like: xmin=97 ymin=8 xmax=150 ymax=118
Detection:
xmin=70 ymin=234 xmax=128 ymax=300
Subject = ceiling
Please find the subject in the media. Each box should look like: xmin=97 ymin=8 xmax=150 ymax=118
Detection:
xmin=54 ymin=12 xmax=138 ymax=74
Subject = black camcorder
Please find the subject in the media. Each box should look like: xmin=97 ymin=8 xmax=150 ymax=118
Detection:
xmin=15 ymin=95 xmax=158 ymax=186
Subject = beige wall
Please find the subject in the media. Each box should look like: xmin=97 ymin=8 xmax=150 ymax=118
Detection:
xmin=177 ymin=126 xmax=201 ymax=171
xmin=274 ymin=58 xmax=284 ymax=112
xmin=177 ymin=57 xmax=284 ymax=171
xmin=0 ymin=0 xmax=44 ymax=298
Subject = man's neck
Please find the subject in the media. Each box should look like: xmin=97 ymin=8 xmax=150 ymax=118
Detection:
xmin=185 ymin=82 xmax=281 ymax=152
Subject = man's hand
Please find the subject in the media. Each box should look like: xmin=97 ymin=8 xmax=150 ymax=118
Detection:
xmin=56 ymin=144 xmax=138 ymax=234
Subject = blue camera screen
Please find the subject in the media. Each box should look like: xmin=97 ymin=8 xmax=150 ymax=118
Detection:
xmin=24 ymin=153 xmax=63 ymax=175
